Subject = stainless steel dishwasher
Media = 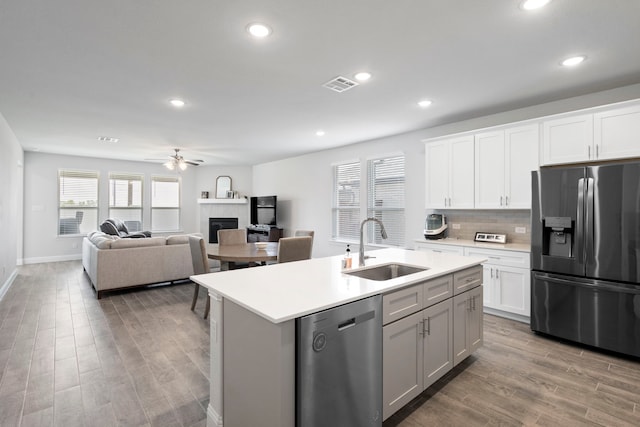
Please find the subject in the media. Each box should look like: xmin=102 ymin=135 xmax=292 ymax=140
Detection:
xmin=296 ymin=295 xmax=382 ymax=427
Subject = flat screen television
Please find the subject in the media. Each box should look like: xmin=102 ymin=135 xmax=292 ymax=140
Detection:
xmin=250 ymin=195 xmax=277 ymax=226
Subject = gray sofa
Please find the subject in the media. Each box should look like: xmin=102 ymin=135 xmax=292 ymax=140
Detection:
xmin=82 ymin=231 xmax=196 ymax=299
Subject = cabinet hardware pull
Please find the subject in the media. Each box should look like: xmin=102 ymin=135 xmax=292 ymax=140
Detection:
xmin=588 ymin=145 xmax=591 ymax=158
xmin=500 ymin=196 xmax=503 ymax=206
xmin=426 ymin=317 xmax=431 ymax=335
xmin=444 ymin=197 xmax=447 ymax=207
xmin=472 ymin=296 xmax=476 ymax=310
xmin=467 ymin=298 xmax=471 ymax=311
xmin=496 ymin=269 xmax=500 ymax=279
xmin=506 ymin=196 xmax=509 ymax=206
xmin=596 ymin=144 xmax=599 ymax=158
xmin=490 ymin=268 xmax=493 ymax=278
xmin=418 ymin=319 xmax=424 ymax=336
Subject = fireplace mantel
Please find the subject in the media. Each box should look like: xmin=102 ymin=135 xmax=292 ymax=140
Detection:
xmin=197 ymin=198 xmax=248 ymax=205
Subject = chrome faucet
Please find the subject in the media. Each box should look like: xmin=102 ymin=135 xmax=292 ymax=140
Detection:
xmin=359 ymin=218 xmax=388 ymax=266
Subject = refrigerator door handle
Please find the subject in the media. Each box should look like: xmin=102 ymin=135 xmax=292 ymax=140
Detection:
xmin=576 ymin=178 xmax=585 ymax=260
xmin=585 ymin=177 xmax=594 ymax=261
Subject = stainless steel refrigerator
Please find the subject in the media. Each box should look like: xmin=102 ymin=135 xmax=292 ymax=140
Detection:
xmin=531 ymin=161 xmax=640 ymax=358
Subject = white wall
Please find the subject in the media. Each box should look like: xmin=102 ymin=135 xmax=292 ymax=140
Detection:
xmin=253 ymin=83 xmax=640 ymax=258
xmin=0 ymin=113 xmax=24 ymax=298
xmin=22 ymin=153 xmax=202 ymax=263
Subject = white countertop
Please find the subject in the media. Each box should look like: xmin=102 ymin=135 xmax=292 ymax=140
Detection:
xmin=415 ymin=237 xmax=530 ymax=253
xmin=192 ymin=248 xmax=486 ymax=324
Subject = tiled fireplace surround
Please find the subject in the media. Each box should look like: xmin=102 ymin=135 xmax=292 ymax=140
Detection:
xmin=431 ymin=210 xmax=531 ymax=245
xmin=198 ymin=202 xmax=250 ymax=241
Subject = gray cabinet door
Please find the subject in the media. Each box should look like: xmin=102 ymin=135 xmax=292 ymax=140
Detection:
xmin=422 ymin=299 xmax=454 ymax=390
xmin=453 ymin=292 xmax=470 ymax=366
xmin=382 ymin=311 xmax=423 ymax=421
xmin=469 ymin=286 xmax=484 ymax=353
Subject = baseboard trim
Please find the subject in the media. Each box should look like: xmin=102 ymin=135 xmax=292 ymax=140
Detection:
xmin=0 ymin=268 xmax=18 ymax=301
xmin=484 ymin=307 xmax=530 ymax=324
xmin=207 ymin=404 xmax=223 ymax=427
xmin=22 ymin=254 xmax=82 ymax=265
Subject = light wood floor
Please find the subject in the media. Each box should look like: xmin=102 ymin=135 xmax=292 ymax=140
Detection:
xmin=0 ymin=261 xmax=210 ymax=427
xmin=2 ymin=261 xmax=640 ymax=426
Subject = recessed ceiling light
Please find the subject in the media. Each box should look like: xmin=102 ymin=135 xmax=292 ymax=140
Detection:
xmin=418 ymin=100 xmax=433 ymax=108
xmin=97 ymin=136 xmax=119 ymax=143
xmin=169 ymin=99 xmax=185 ymax=107
xmin=316 ymin=130 xmax=325 ymax=137
xmin=521 ymin=0 xmax=551 ymax=10
xmin=354 ymin=72 xmax=372 ymax=82
xmin=247 ymin=23 xmax=272 ymax=38
xmin=561 ymin=55 xmax=586 ymax=67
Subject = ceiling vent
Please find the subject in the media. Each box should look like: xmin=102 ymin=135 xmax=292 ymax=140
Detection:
xmin=323 ymin=76 xmax=359 ymax=93
xmin=97 ymin=136 xmax=119 ymax=143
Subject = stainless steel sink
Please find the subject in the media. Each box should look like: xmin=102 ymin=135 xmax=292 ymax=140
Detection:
xmin=343 ymin=263 xmax=428 ymax=281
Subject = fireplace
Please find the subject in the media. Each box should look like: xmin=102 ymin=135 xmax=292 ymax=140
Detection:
xmin=209 ymin=217 xmax=239 ymax=243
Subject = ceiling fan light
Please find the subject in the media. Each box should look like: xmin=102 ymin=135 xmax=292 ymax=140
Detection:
xmin=164 ymin=160 xmax=175 ymax=170
xmin=178 ymin=160 xmax=187 ymax=170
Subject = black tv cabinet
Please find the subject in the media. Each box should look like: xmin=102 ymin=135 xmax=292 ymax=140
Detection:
xmin=247 ymin=226 xmax=283 ymax=242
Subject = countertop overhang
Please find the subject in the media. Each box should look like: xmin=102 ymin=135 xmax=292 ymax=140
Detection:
xmin=192 ymin=248 xmax=486 ymax=324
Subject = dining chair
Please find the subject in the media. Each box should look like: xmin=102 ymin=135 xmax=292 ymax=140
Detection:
xmin=277 ymin=236 xmax=313 ymax=263
xmin=217 ymin=228 xmax=247 ymax=245
xmin=189 ymin=235 xmax=212 ymax=319
xmin=218 ymin=228 xmax=249 ymax=268
xmin=294 ymin=230 xmax=314 ymax=255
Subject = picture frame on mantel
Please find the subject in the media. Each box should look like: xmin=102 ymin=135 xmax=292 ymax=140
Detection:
xmin=215 ymin=176 xmax=232 ymax=198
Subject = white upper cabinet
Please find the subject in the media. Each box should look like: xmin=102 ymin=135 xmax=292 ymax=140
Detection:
xmin=594 ymin=104 xmax=640 ymax=161
xmin=475 ymin=124 xmax=539 ymax=209
xmin=425 ymin=136 xmax=474 ymax=209
xmin=542 ymin=114 xmax=593 ymax=165
xmin=542 ymin=102 xmax=640 ymax=166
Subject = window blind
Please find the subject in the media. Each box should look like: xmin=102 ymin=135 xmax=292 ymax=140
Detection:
xmin=367 ymin=155 xmax=405 ymax=246
xmin=151 ymin=176 xmax=180 ymax=231
xmin=58 ymin=170 xmax=99 ymax=235
xmin=109 ymin=173 xmax=143 ymax=230
xmin=332 ymin=162 xmax=361 ymax=241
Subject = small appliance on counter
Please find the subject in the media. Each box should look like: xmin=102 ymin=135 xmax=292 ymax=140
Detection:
xmin=424 ymin=214 xmax=447 ymax=240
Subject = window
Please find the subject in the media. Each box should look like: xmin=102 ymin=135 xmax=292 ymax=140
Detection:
xmin=109 ymin=173 xmax=143 ymax=231
xmin=151 ymin=176 xmax=180 ymax=232
xmin=332 ymin=161 xmax=361 ymax=242
xmin=367 ymin=155 xmax=405 ymax=246
xmin=58 ymin=170 xmax=99 ymax=235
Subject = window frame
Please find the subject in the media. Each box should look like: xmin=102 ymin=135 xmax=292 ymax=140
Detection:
xmin=331 ymin=160 xmax=361 ymax=243
xmin=150 ymin=175 xmax=181 ymax=232
xmin=108 ymin=172 xmax=144 ymax=231
xmin=58 ymin=169 xmax=99 ymax=236
xmin=366 ymin=154 xmax=406 ymax=247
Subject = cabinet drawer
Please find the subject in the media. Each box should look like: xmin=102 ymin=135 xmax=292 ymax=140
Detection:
xmin=415 ymin=242 xmax=464 ymax=256
xmin=464 ymin=247 xmax=530 ymax=269
xmin=453 ymin=266 xmax=483 ymax=295
xmin=423 ymin=275 xmax=453 ymax=308
xmin=382 ymin=284 xmax=424 ymax=325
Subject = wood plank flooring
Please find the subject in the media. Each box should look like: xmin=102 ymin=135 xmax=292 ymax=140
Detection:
xmin=0 ymin=261 xmax=210 ymax=427
xmin=2 ymin=261 xmax=640 ymax=426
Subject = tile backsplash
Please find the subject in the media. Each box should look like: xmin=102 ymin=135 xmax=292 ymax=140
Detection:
xmin=432 ymin=210 xmax=531 ymax=245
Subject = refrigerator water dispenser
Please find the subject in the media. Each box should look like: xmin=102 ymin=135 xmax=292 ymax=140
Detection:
xmin=543 ymin=217 xmax=573 ymax=257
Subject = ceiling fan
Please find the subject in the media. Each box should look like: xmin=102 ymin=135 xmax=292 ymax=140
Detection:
xmin=158 ymin=148 xmax=204 ymax=170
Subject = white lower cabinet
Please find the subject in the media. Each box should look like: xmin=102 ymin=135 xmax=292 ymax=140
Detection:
xmin=464 ymin=246 xmax=531 ymax=321
xmin=382 ymin=269 xmax=481 ymax=420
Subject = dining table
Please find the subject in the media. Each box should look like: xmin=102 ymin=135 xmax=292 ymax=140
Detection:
xmin=207 ymin=241 xmax=278 ymax=270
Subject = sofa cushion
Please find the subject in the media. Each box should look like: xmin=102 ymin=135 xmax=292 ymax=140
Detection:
xmin=110 ymin=236 xmax=166 ymax=249
xmin=166 ymin=233 xmax=202 ymax=245
xmin=87 ymin=231 xmax=119 ymax=249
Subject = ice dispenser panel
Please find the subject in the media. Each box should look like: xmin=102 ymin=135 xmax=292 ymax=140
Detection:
xmin=543 ymin=217 xmax=573 ymax=257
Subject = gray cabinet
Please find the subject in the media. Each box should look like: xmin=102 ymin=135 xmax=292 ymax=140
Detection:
xmin=382 ymin=271 xmax=480 ymax=420
xmin=453 ymin=285 xmax=483 ymax=366
xmin=422 ymin=299 xmax=454 ymax=390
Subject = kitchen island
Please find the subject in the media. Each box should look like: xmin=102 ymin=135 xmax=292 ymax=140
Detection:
xmin=192 ymin=248 xmax=485 ymax=427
